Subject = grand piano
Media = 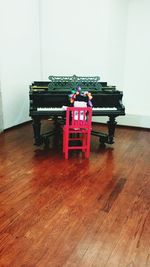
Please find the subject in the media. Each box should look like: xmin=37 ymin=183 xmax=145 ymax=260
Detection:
xmin=29 ymin=75 xmax=125 ymax=146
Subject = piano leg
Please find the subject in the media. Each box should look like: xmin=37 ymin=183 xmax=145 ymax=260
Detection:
xmin=107 ymin=116 xmax=117 ymax=144
xmin=91 ymin=116 xmax=117 ymax=146
xmin=53 ymin=116 xmax=64 ymax=145
xmin=32 ymin=117 xmax=43 ymax=146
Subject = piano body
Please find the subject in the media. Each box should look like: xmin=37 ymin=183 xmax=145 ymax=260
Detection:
xmin=29 ymin=75 xmax=125 ymax=146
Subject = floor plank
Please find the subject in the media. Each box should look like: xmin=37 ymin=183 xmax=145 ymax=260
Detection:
xmin=0 ymin=122 xmax=150 ymax=267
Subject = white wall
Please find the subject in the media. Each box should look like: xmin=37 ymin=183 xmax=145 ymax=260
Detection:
xmin=0 ymin=84 xmax=3 ymax=132
xmin=0 ymin=0 xmax=150 ymax=129
xmin=40 ymin=0 xmax=150 ymax=128
xmin=40 ymin=0 xmax=128 ymax=86
xmin=0 ymin=0 xmax=41 ymax=129
xmin=123 ymin=0 xmax=150 ymax=125
xmin=91 ymin=0 xmax=150 ymax=128
xmin=106 ymin=0 xmax=129 ymax=90
xmin=40 ymin=0 xmax=110 ymax=79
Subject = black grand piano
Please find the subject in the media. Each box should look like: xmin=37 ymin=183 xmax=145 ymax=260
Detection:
xmin=29 ymin=75 xmax=125 ymax=146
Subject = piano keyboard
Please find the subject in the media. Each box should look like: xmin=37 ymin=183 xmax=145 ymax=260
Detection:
xmin=37 ymin=107 xmax=117 ymax=111
xmin=37 ymin=107 xmax=64 ymax=111
xmin=92 ymin=107 xmax=117 ymax=111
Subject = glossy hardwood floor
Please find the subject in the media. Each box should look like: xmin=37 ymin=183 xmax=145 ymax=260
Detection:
xmin=0 ymin=121 xmax=150 ymax=267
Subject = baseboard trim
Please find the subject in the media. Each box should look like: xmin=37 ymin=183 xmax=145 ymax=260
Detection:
xmin=3 ymin=120 xmax=32 ymax=132
xmin=92 ymin=114 xmax=150 ymax=129
xmin=1 ymin=114 xmax=150 ymax=134
xmin=92 ymin=121 xmax=150 ymax=132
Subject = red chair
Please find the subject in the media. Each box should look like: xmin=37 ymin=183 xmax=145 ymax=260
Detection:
xmin=63 ymin=107 xmax=92 ymax=159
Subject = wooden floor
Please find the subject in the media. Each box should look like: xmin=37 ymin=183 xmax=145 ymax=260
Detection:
xmin=0 ymin=121 xmax=150 ymax=267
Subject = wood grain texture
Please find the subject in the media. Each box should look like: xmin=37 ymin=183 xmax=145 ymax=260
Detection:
xmin=0 ymin=122 xmax=150 ymax=267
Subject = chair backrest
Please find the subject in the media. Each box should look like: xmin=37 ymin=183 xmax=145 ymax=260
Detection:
xmin=65 ymin=107 xmax=92 ymax=129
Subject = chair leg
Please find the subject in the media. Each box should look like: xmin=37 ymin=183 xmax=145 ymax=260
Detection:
xmin=65 ymin=150 xmax=69 ymax=159
xmin=65 ymin=137 xmax=69 ymax=159
xmin=85 ymin=133 xmax=91 ymax=158
xmin=82 ymin=133 xmax=87 ymax=153
xmin=63 ymin=130 xmax=65 ymax=153
xmin=64 ymin=130 xmax=69 ymax=159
